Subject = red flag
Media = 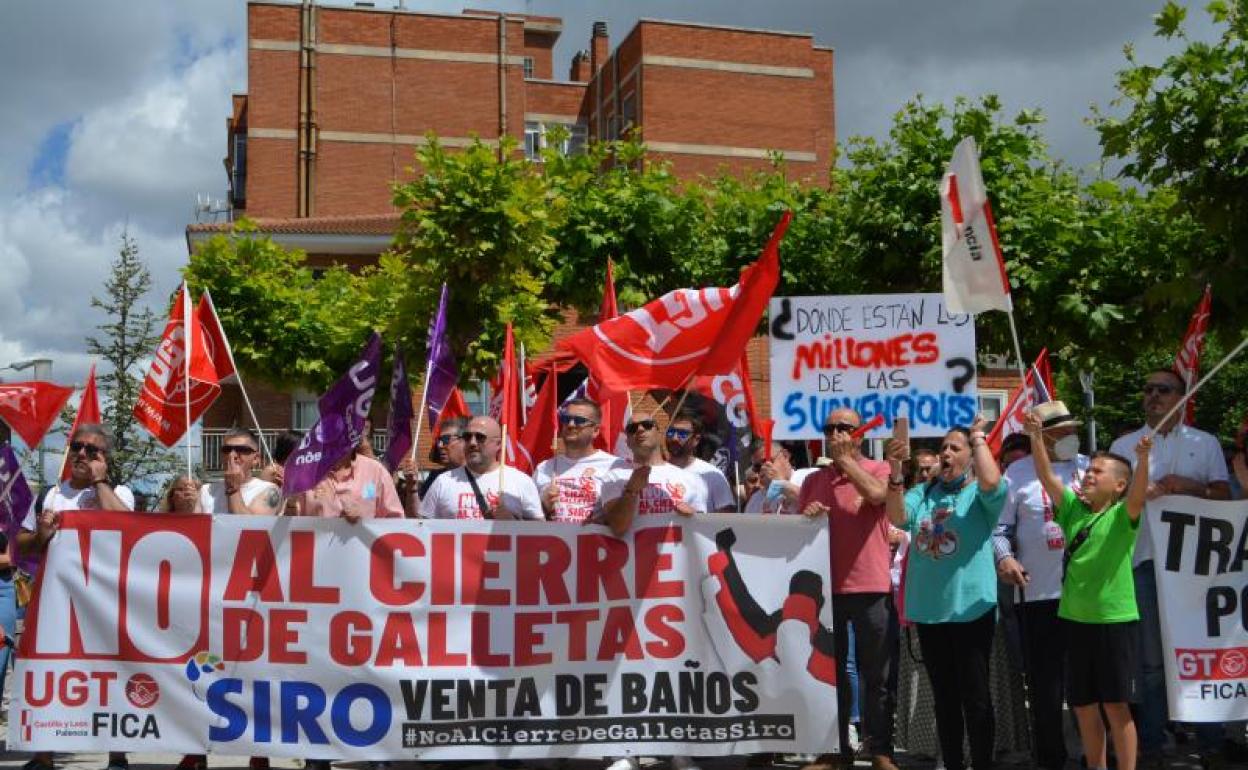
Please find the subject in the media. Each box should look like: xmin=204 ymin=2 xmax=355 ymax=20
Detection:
xmin=60 ymin=364 xmax=101 ymax=481
xmin=197 ymin=291 xmax=238 ymax=383
xmin=1174 ymin=285 xmax=1212 ymax=425
xmin=516 ymin=365 xmax=559 ymax=474
xmin=133 ymin=284 xmax=223 ymax=447
xmin=499 ymin=323 xmax=521 ymax=466
xmin=985 ymin=349 xmax=1056 ymax=456
xmin=560 ymin=212 xmax=791 ymax=390
xmin=0 ymin=381 xmax=73 ymax=449
xmin=599 ymin=259 xmax=619 ymax=323
xmin=433 ymin=387 xmax=470 ymax=435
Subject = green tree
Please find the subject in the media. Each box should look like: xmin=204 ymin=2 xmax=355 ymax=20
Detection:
xmin=86 ymin=233 xmax=179 ymax=491
xmin=1094 ymin=0 xmax=1246 ymax=335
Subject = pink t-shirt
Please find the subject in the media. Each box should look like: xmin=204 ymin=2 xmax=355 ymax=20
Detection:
xmin=296 ymin=454 xmax=404 ymax=519
xmin=798 ymin=458 xmax=893 ymax=595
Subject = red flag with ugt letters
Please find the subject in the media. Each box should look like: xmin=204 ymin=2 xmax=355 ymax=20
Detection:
xmin=133 ymin=284 xmax=223 ymax=447
xmin=560 ymin=213 xmax=790 ymax=390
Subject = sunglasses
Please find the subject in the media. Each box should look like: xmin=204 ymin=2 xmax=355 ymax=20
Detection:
xmin=822 ymin=422 xmax=858 ymax=435
xmin=625 ymin=419 xmax=657 ymax=435
xmin=461 ymin=431 xmax=492 ymax=444
xmin=220 ymin=445 xmax=257 ymax=456
xmin=665 ymin=428 xmax=693 ymax=441
xmin=559 ymin=413 xmax=597 ymax=428
xmin=435 ymin=434 xmax=462 ymax=446
xmin=68 ymin=441 xmax=104 ymax=459
xmin=1143 ymin=383 xmax=1178 ymax=395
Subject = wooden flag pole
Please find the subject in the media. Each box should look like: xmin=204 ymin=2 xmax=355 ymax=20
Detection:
xmin=182 ymin=285 xmax=194 ymax=479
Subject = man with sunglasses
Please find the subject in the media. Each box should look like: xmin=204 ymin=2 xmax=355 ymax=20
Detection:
xmin=600 ymin=416 xmax=709 ymax=536
xmin=420 ymin=416 xmax=543 ymax=520
xmin=417 ymin=416 xmax=469 ymax=499
xmin=798 ymin=409 xmax=897 ymax=770
xmin=664 ymin=410 xmax=735 ymax=512
xmin=18 ymin=423 xmax=133 ymax=770
xmin=534 ymin=399 xmax=627 ymax=522
xmin=1108 ymin=368 xmax=1230 ymax=769
xmin=200 ymin=428 xmax=280 ymax=515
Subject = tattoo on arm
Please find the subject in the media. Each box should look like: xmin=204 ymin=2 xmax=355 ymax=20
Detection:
xmin=266 ymin=488 xmax=282 ymax=510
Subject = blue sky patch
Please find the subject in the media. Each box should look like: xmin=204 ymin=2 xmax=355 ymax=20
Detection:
xmin=27 ymin=120 xmax=75 ymax=190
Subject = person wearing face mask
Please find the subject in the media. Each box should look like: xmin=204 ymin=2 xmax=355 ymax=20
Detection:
xmin=664 ymin=410 xmax=735 ymax=512
xmin=884 ymin=416 xmax=1007 ymax=770
xmin=992 ymin=401 xmax=1089 ymax=770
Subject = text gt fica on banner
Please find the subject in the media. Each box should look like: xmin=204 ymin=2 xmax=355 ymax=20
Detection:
xmin=768 ymin=293 xmax=977 ymax=439
xmin=12 ymin=513 xmax=839 ymax=759
xmin=1148 ymin=496 xmax=1248 ymax=722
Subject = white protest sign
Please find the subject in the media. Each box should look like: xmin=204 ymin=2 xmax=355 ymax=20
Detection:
xmin=1148 ymin=496 xmax=1248 ymax=722
xmin=768 ymin=293 xmax=977 ymax=439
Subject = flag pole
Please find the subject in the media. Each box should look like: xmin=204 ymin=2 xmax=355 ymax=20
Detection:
xmin=519 ymin=343 xmax=528 ymax=427
xmin=650 ymin=371 xmax=696 ymax=419
xmin=1005 ymin=306 xmax=1028 ymax=385
xmin=1149 ymin=333 xmax=1248 ymax=439
xmin=203 ymin=290 xmax=272 ymax=464
xmin=182 ymin=284 xmax=194 ymax=478
xmin=411 ymin=363 xmax=432 ymax=464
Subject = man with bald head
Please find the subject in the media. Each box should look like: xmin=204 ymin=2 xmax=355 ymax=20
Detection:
xmin=798 ymin=408 xmax=897 ymax=770
xmin=419 ymin=415 xmax=543 ymax=520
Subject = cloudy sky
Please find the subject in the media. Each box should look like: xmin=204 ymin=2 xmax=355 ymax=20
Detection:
xmin=0 ymin=1 xmax=1216 ymax=412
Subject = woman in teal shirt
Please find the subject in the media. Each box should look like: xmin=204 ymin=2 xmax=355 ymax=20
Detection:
xmin=885 ymin=417 xmax=1007 ymax=770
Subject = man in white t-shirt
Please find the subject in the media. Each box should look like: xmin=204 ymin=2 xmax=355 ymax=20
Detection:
xmin=744 ymin=442 xmax=817 ymax=514
xmin=533 ymin=398 xmax=627 ymax=523
xmin=17 ymin=423 xmax=134 ymax=770
xmin=598 ymin=414 xmax=707 ymax=770
xmin=664 ymin=410 xmax=734 ymax=512
xmin=992 ymin=401 xmax=1089 ymax=770
xmin=200 ymin=428 xmax=280 ymax=515
xmin=1108 ymin=368 xmax=1230 ymax=766
xmin=419 ymin=416 xmax=543 ymax=520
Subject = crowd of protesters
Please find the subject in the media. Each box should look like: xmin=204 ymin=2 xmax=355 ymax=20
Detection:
xmin=8 ymin=367 xmax=1248 ymax=770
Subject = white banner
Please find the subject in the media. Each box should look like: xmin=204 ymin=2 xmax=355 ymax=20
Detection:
xmin=767 ymin=293 xmax=978 ymax=439
xmin=12 ymin=512 xmax=838 ymax=759
xmin=1148 ymin=496 xmax=1248 ymax=722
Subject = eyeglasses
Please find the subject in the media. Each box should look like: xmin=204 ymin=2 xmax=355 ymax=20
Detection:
xmin=625 ymin=419 xmax=657 ymax=435
xmin=461 ymin=431 xmax=493 ymax=444
xmin=665 ymin=428 xmax=693 ymax=441
xmin=435 ymin=434 xmax=462 ymax=446
xmin=220 ymin=445 xmax=257 ymax=456
xmin=1143 ymin=383 xmax=1177 ymax=395
xmin=822 ymin=422 xmax=857 ymax=435
xmin=559 ymin=413 xmax=598 ymax=428
xmin=68 ymin=441 xmax=104 ymax=459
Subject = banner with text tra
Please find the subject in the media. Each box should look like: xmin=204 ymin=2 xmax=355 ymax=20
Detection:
xmin=768 ymin=293 xmax=978 ymax=439
xmin=11 ymin=513 xmax=839 ymax=760
xmin=1148 ymin=496 xmax=1248 ymax=722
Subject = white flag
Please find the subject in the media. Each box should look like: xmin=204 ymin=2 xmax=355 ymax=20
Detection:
xmin=941 ymin=137 xmax=1012 ymax=314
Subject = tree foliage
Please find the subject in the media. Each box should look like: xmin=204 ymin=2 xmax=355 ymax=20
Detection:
xmin=1093 ymin=0 xmax=1247 ymax=336
xmin=85 ymin=233 xmax=179 ymax=491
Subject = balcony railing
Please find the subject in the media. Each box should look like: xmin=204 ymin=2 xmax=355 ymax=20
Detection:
xmin=201 ymin=429 xmax=389 ymax=475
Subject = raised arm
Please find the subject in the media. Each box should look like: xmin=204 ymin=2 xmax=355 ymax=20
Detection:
xmin=1022 ymin=410 xmax=1066 ymax=504
xmin=883 ymin=437 xmax=910 ymax=527
xmin=829 ymin=431 xmax=887 ymax=505
xmin=1127 ymin=435 xmax=1152 ymax=521
xmin=969 ymin=414 xmax=1001 ymax=492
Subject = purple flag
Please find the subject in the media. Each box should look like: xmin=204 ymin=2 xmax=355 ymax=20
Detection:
xmin=0 ymin=444 xmax=38 ymax=574
xmin=283 ymin=332 xmax=383 ymax=496
xmin=383 ymin=344 xmax=414 ymax=472
xmin=425 ymin=283 xmax=459 ymax=428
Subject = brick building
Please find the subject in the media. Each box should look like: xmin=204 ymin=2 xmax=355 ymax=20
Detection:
xmin=187 ymin=1 xmax=1015 ymax=471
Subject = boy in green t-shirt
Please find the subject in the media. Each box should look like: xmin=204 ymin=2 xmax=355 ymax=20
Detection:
xmin=1024 ymin=408 xmax=1151 ymax=770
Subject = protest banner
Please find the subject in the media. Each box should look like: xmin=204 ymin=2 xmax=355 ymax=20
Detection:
xmin=12 ymin=513 xmax=839 ymax=759
xmin=1148 ymin=496 xmax=1248 ymax=722
xmin=768 ymin=293 xmax=977 ymax=439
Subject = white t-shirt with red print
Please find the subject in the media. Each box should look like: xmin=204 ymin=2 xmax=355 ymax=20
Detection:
xmin=600 ymin=462 xmax=709 ymax=515
xmin=419 ymin=465 xmax=544 ymax=520
xmin=533 ymin=450 xmax=629 ymax=523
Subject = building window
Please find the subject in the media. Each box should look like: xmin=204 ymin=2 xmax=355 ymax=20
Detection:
xmin=462 ymin=380 xmax=491 ymax=418
xmin=566 ymin=124 xmax=587 ymax=155
xmin=522 ymin=56 xmax=535 ymax=79
xmin=620 ymin=92 xmax=637 ymax=135
xmin=292 ymin=389 xmax=319 ymax=431
xmin=230 ymin=133 xmax=247 ymax=207
xmin=978 ymin=390 xmax=1010 ymax=431
xmin=524 ymin=121 xmax=544 ymax=161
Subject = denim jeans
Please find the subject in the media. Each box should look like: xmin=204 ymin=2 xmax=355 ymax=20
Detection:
xmin=0 ymin=574 xmax=17 ymax=697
